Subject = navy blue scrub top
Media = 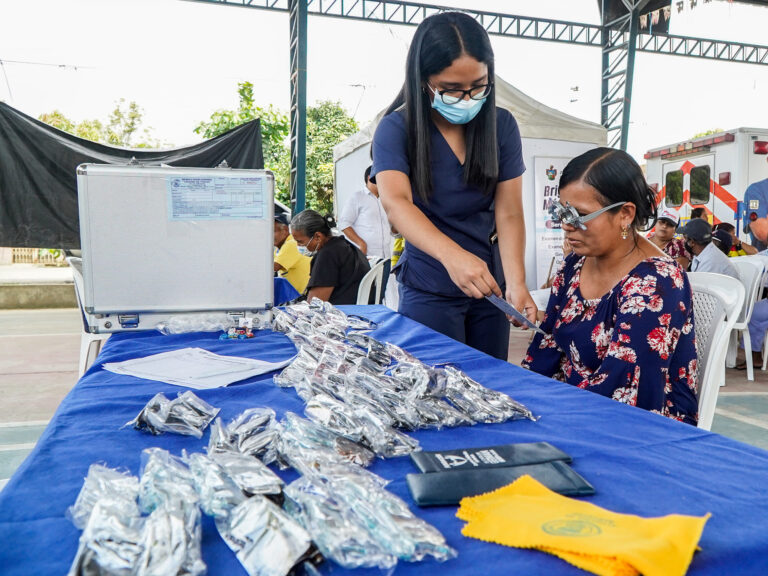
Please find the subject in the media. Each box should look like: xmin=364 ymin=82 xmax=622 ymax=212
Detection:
xmin=371 ymin=107 xmax=525 ymax=297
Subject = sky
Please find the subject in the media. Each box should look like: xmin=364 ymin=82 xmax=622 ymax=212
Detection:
xmin=1 ymin=0 xmax=768 ymax=163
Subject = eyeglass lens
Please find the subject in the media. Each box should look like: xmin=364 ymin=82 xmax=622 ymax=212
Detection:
xmin=440 ymin=84 xmax=492 ymax=104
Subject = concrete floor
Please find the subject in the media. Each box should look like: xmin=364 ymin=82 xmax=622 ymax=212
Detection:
xmin=1 ymin=309 xmax=767 ymax=491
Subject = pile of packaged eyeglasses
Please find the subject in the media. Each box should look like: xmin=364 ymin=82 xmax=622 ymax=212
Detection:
xmin=126 ymin=391 xmax=220 ymax=438
xmin=69 ymin=407 xmax=457 ymax=575
xmin=272 ymin=300 xmax=536 ymax=457
xmin=69 ymin=301 xmax=533 ymax=575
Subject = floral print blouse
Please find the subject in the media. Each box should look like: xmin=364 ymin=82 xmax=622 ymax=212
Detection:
xmin=647 ymin=233 xmax=691 ymax=262
xmin=522 ymin=253 xmax=698 ymax=425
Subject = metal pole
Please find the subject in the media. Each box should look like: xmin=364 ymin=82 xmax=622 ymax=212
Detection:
xmin=289 ymin=0 xmax=307 ymax=212
xmin=620 ymin=4 xmax=639 ymax=151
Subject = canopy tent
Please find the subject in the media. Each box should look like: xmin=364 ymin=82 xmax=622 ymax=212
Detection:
xmin=0 ymin=102 xmax=264 ymax=248
xmin=332 ymin=76 xmax=607 ymax=290
xmin=333 ymin=74 xmax=606 ymax=165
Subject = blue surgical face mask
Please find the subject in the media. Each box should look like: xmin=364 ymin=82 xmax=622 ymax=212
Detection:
xmin=429 ymin=85 xmax=486 ymax=125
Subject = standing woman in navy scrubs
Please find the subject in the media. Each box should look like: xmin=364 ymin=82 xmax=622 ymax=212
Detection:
xmin=371 ymin=11 xmax=535 ymax=360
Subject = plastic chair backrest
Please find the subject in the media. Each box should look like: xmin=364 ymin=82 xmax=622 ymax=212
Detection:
xmin=356 ymin=258 xmax=386 ymax=305
xmin=66 ymin=256 xmax=90 ymax=332
xmin=730 ymin=257 xmax=765 ymax=325
xmin=688 ymin=272 xmax=744 ymax=430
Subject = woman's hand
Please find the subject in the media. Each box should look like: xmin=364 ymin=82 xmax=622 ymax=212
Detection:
xmin=442 ymin=247 xmax=502 ymax=299
xmin=506 ymin=283 xmax=538 ymax=326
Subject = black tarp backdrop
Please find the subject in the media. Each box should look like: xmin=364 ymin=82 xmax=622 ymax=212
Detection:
xmin=0 ymin=101 xmax=264 ymax=248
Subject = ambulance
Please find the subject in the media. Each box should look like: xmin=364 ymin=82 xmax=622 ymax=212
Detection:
xmin=644 ymin=127 xmax=768 ymax=238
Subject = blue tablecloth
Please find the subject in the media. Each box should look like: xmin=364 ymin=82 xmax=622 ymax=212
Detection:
xmin=2 ymin=306 xmax=767 ymax=575
xmin=274 ymin=276 xmax=299 ymax=305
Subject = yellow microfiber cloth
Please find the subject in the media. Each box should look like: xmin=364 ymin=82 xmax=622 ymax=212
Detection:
xmin=457 ymin=475 xmax=710 ymax=576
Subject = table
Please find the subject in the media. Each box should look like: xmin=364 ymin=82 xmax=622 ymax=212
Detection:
xmin=2 ymin=306 xmax=767 ymax=575
xmin=274 ymin=276 xmax=300 ymax=305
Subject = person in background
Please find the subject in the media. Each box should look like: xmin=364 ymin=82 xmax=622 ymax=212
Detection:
xmin=372 ymin=12 xmax=535 ymax=360
xmin=646 ymin=206 xmax=691 ymax=270
xmin=743 ymin=164 xmax=768 ymax=251
xmin=338 ymin=166 xmax=392 ymax=262
xmin=746 ymin=293 xmax=768 ymax=370
xmin=273 ymin=213 xmax=310 ymax=293
xmin=383 ymin=230 xmax=405 ymax=310
xmin=713 ymin=222 xmax=757 ymax=256
xmin=690 ymin=207 xmax=706 ymax=220
xmin=681 ymin=218 xmax=738 ymax=277
xmin=522 ymin=147 xmax=698 ymax=425
xmin=711 ymin=228 xmax=733 ymax=256
xmin=290 ymin=210 xmax=370 ymax=305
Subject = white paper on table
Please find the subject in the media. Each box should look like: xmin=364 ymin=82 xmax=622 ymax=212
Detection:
xmin=103 ymin=347 xmax=294 ymax=389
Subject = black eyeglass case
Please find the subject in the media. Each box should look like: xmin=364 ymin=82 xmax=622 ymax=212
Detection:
xmin=409 ymin=441 xmax=572 ymax=474
xmin=406 ymin=460 xmax=595 ymax=507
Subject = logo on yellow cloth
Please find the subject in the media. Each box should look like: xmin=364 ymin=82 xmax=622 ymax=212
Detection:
xmin=542 ymin=518 xmax=602 ymax=537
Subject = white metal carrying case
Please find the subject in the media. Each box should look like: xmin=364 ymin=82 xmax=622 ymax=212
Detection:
xmin=76 ymin=164 xmax=275 ymax=333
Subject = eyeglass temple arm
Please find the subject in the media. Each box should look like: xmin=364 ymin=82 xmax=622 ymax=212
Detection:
xmin=578 ymin=202 xmax=627 ymax=224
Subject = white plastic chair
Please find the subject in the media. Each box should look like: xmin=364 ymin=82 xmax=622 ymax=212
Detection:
xmin=530 ymin=288 xmax=551 ymax=312
xmin=724 ymin=257 xmax=765 ymax=380
xmin=356 ymin=258 xmax=386 ymax=305
xmin=689 ymin=272 xmax=744 ymax=431
xmin=66 ymin=257 xmax=110 ymax=377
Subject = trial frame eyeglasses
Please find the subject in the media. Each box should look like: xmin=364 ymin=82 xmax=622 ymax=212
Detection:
xmin=548 ymin=201 xmax=627 ymax=230
xmin=429 ymin=82 xmax=493 ymax=105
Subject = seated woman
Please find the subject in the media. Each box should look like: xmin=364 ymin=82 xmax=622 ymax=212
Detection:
xmin=646 ymin=206 xmax=691 ymax=270
xmin=522 ymin=148 xmax=698 ymax=426
xmin=290 ymin=210 xmax=371 ymax=305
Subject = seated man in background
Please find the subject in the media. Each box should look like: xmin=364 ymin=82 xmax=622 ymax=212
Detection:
xmin=682 ymin=218 xmax=738 ymax=278
xmin=274 ymin=212 xmax=310 ymax=293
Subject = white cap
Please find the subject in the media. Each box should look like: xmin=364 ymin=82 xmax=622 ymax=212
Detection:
xmin=658 ymin=206 xmax=679 ymax=225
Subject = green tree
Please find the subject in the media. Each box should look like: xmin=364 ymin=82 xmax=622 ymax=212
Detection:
xmin=38 ymin=110 xmax=74 ymax=133
xmin=195 ymin=82 xmax=291 ymax=205
xmin=691 ymin=128 xmax=724 ymax=139
xmin=195 ymin=82 xmax=359 ymax=213
xmin=105 ymin=98 xmax=143 ymax=147
xmin=38 ymin=100 xmax=162 ymax=148
xmin=305 ymin=100 xmax=359 ymax=211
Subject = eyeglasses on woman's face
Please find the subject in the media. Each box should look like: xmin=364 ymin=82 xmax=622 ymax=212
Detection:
xmin=549 ymin=201 xmax=627 ymax=230
xmin=429 ymin=83 xmax=493 ymax=105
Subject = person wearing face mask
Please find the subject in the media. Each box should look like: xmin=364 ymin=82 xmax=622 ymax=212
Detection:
xmin=289 ymin=209 xmax=370 ymax=305
xmin=681 ymin=218 xmax=738 ymax=278
xmin=371 ymin=11 xmax=534 ymax=360
xmin=522 ymin=148 xmax=698 ymax=425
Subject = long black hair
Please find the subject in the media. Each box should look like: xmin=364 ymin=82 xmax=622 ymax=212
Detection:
xmin=384 ymin=11 xmax=498 ymax=203
xmin=559 ymin=147 xmax=658 ymax=231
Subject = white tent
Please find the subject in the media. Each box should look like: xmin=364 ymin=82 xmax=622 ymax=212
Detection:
xmin=333 ymin=75 xmax=607 ymax=290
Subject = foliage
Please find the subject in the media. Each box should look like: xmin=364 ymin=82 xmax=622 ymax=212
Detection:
xmin=195 ymin=82 xmax=358 ymax=213
xmin=691 ymin=128 xmax=724 ymax=139
xmin=38 ymin=100 xmax=163 ymax=148
xmin=305 ymin=100 xmax=359 ymax=211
